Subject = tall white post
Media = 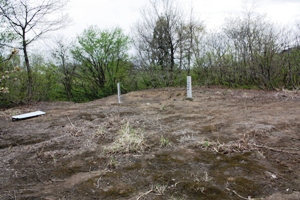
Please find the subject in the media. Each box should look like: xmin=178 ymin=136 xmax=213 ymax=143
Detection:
xmin=117 ymin=82 xmax=121 ymax=103
xmin=186 ymin=76 xmax=193 ymax=100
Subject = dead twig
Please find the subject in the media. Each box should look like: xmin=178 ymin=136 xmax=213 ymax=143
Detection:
xmin=137 ymin=189 xmax=153 ymax=200
xmin=174 ymin=181 xmax=186 ymax=187
xmin=95 ymin=176 xmax=102 ymax=189
xmin=226 ymin=188 xmax=251 ymax=200
xmin=35 ymin=171 xmax=45 ymax=185
xmin=226 ymin=188 xmax=263 ymax=200
xmin=254 ymin=144 xmax=300 ymax=155
xmin=67 ymin=116 xmax=75 ymax=127
xmin=50 ymin=178 xmax=64 ymax=182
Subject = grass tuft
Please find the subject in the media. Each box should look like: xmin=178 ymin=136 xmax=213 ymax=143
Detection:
xmin=104 ymin=120 xmax=145 ymax=154
xmin=160 ymin=136 xmax=171 ymax=147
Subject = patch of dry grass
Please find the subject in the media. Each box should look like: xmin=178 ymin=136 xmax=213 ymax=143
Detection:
xmin=104 ymin=120 xmax=145 ymax=154
xmin=0 ymin=108 xmax=25 ymax=120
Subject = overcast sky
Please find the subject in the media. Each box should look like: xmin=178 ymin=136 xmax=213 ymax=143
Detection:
xmin=59 ymin=0 xmax=300 ymax=38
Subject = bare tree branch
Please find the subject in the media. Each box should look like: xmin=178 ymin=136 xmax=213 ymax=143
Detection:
xmin=0 ymin=0 xmax=71 ymax=99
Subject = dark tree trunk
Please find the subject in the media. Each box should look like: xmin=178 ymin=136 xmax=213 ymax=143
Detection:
xmin=22 ymin=36 xmax=33 ymax=100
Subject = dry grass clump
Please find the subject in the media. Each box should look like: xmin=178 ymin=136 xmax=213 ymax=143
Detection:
xmin=0 ymin=108 xmax=25 ymax=120
xmin=196 ymin=134 xmax=257 ymax=154
xmin=137 ymin=183 xmax=168 ymax=200
xmin=195 ymin=131 xmax=296 ymax=155
xmin=104 ymin=120 xmax=145 ymax=154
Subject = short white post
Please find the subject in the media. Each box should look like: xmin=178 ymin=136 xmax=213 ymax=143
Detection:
xmin=117 ymin=82 xmax=121 ymax=103
xmin=186 ymin=76 xmax=193 ymax=100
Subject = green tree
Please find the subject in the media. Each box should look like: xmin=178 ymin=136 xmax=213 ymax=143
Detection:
xmin=279 ymin=23 xmax=300 ymax=89
xmin=29 ymin=53 xmax=62 ymax=101
xmin=0 ymin=48 xmax=22 ymax=107
xmin=0 ymin=0 xmax=70 ymax=100
xmin=72 ymin=26 xmax=131 ymax=100
xmin=133 ymin=0 xmax=203 ymax=87
xmin=52 ymin=36 xmax=77 ymax=101
xmin=223 ymin=10 xmax=282 ymax=89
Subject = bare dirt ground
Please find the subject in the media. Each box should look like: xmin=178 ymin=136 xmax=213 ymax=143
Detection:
xmin=1 ymin=87 xmax=300 ymax=200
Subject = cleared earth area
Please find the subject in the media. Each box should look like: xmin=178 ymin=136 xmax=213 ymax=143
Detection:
xmin=1 ymin=87 xmax=300 ymax=200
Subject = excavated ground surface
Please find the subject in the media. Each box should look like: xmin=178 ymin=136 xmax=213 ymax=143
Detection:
xmin=1 ymin=87 xmax=300 ymax=200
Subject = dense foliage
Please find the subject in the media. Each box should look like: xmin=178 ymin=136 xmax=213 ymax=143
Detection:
xmin=71 ymin=26 xmax=132 ymax=101
xmin=0 ymin=0 xmax=300 ymax=107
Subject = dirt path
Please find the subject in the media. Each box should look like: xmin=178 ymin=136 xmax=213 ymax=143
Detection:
xmin=1 ymin=87 xmax=300 ymax=199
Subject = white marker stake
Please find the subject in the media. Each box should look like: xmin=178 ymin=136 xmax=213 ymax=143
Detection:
xmin=186 ymin=76 xmax=193 ymax=100
xmin=117 ymin=82 xmax=121 ymax=103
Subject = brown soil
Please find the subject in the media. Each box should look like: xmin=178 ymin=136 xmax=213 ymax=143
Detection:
xmin=1 ymin=87 xmax=300 ymax=200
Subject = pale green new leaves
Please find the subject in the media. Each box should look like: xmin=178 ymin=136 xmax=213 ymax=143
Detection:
xmin=71 ymin=26 xmax=131 ymax=97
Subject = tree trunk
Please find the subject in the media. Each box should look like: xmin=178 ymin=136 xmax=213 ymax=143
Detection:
xmin=23 ymin=38 xmax=33 ymax=100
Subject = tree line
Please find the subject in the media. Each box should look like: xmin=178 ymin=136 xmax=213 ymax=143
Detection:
xmin=1 ymin=0 xmax=300 ymax=107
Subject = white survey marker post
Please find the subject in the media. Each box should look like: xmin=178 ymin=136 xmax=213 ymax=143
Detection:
xmin=117 ymin=82 xmax=121 ymax=103
xmin=186 ymin=76 xmax=193 ymax=100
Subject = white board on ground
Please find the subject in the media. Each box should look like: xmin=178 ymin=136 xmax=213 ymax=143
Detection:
xmin=12 ymin=110 xmax=46 ymax=120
